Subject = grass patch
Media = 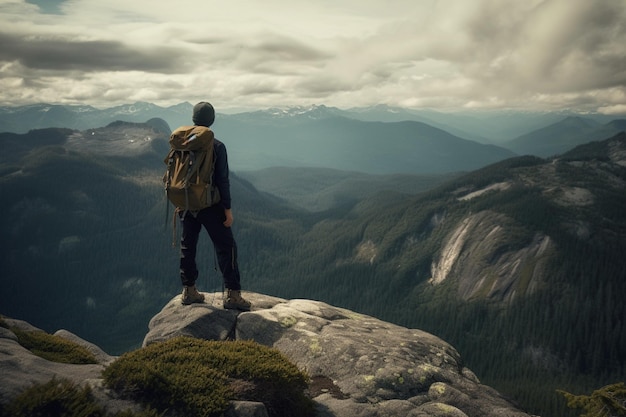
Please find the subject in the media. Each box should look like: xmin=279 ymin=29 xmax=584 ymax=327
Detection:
xmin=11 ymin=328 xmax=98 ymax=364
xmin=102 ymin=336 xmax=314 ymax=417
xmin=0 ymin=377 xmax=162 ymax=417
xmin=0 ymin=316 xmax=97 ymax=364
xmin=0 ymin=377 xmax=105 ymax=417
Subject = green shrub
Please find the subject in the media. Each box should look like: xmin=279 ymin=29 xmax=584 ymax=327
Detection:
xmin=0 ymin=315 xmax=97 ymax=364
xmin=559 ymin=382 xmax=626 ymax=417
xmin=0 ymin=377 xmax=163 ymax=417
xmin=11 ymin=328 xmax=98 ymax=364
xmin=1 ymin=377 xmax=105 ymax=417
xmin=103 ymin=337 xmax=314 ymax=417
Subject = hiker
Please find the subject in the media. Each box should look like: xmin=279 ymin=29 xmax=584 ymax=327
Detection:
xmin=173 ymin=101 xmax=251 ymax=310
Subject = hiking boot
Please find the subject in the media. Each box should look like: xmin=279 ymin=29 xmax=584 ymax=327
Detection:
xmin=181 ymin=285 xmax=205 ymax=305
xmin=223 ymin=289 xmax=251 ymax=311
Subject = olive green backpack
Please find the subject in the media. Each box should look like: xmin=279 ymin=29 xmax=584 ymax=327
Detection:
xmin=163 ymin=125 xmax=221 ymax=215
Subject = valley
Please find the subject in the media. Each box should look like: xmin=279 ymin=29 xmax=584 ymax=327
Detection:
xmin=0 ymin=106 xmax=625 ymax=417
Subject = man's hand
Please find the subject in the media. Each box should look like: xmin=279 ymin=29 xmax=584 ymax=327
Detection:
xmin=223 ymin=208 xmax=234 ymax=228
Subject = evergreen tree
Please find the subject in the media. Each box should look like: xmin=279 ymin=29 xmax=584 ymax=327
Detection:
xmin=559 ymin=383 xmax=626 ymax=417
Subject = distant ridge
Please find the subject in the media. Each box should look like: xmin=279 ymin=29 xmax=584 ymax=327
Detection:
xmin=216 ymin=113 xmax=516 ymax=174
xmin=3 ymin=102 xmax=625 ymax=173
xmin=2 ymin=101 xmax=623 ymax=139
xmin=0 ymin=102 xmax=191 ymax=133
xmin=504 ymin=116 xmax=626 ymax=157
xmin=1 ymin=123 xmax=625 ymax=417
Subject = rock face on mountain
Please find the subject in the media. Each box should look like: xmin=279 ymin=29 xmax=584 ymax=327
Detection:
xmin=426 ymin=133 xmax=626 ymax=305
xmin=1 ymin=293 xmax=534 ymax=417
xmin=143 ymin=292 xmax=533 ymax=417
xmin=429 ymin=210 xmax=553 ymax=303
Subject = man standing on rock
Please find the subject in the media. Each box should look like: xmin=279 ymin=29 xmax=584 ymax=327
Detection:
xmin=173 ymin=101 xmax=251 ymax=310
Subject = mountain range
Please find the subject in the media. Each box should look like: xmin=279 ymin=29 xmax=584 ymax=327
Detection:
xmin=505 ymin=116 xmax=626 ymax=157
xmin=1 ymin=102 xmax=624 ymax=167
xmin=0 ymin=112 xmax=625 ymax=417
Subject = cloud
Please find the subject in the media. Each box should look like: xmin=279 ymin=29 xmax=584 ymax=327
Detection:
xmin=0 ymin=0 xmax=624 ymax=113
xmin=229 ymin=33 xmax=332 ymax=75
xmin=0 ymin=32 xmax=187 ymax=73
xmin=461 ymin=0 xmax=626 ymax=95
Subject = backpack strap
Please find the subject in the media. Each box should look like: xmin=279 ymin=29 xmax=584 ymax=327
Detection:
xmin=172 ymin=207 xmax=180 ymax=247
xmin=180 ymin=150 xmax=199 ymax=220
xmin=163 ymin=150 xmax=176 ymax=230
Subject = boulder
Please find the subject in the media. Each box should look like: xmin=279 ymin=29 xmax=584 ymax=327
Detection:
xmin=0 ymin=318 xmax=108 ymax=402
xmin=0 ymin=293 xmax=534 ymax=417
xmin=143 ymin=292 xmax=534 ymax=417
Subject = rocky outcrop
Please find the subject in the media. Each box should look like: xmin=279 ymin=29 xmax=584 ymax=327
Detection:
xmin=1 ymin=293 xmax=534 ymax=416
xmin=143 ymin=292 xmax=534 ymax=417
xmin=0 ymin=318 xmax=113 ymax=401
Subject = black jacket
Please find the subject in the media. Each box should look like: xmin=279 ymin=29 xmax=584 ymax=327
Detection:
xmin=213 ymin=138 xmax=231 ymax=209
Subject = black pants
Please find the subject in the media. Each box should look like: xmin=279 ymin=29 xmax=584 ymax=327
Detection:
xmin=179 ymin=206 xmax=241 ymax=290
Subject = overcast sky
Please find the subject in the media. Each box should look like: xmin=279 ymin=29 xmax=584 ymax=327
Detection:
xmin=1 ymin=0 xmax=625 ymax=114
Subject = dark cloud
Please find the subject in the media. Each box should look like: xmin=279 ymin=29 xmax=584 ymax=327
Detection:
xmin=252 ymin=36 xmax=330 ymax=62
xmin=0 ymin=32 xmax=187 ymax=73
xmin=231 ymin=34 xmax=332 ymax=74
xmin=239 ymin=82 xmax=283 ymax=96
xmin=447 ymin=0 xmax=626 ymax=110
xmin=1 ymin=0 xmax=623 ymax=112
xmin=297 ymin=75 xmax=358 ymax=96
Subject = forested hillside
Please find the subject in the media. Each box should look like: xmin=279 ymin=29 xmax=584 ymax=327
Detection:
xmin=0 ymin=125 xmax=624 ymax=417
xmin=239 ymin=133 xmax=626 ymax=417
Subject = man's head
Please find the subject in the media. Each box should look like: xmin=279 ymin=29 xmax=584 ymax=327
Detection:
xmin=192 ymin=101 xmax=215 ymax=127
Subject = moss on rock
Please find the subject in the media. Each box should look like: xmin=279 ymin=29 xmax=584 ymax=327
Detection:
xmin=102 ymin=336 xmax=314 ymax=417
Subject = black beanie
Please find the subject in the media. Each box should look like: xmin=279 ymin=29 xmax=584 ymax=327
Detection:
xmin=192 ymin=101 xmax=215 ymax=127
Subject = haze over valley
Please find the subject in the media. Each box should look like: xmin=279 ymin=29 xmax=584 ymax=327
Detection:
xmin=1 ymin=102 xmax=625 ymax=417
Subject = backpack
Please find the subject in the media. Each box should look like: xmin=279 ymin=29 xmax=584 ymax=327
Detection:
xmin=163 ymin=126 xmax=221 ymax=214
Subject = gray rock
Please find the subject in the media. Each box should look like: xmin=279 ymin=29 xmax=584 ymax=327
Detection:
xmin=225 ymin=401 xmax=270 ymax=417
xmin=0 ymin=332 xmax=105 ymax=402
xmin=1 ymin=293 xmax=535 ymax=417
xmin=143 ymin=292 xmax=535 ymax=417
xmin=54 ymin=329 xmax=116 ymax=365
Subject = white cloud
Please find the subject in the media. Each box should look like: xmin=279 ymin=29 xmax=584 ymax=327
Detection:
xmin=1 ymin=0 xmax=624 ymax=113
